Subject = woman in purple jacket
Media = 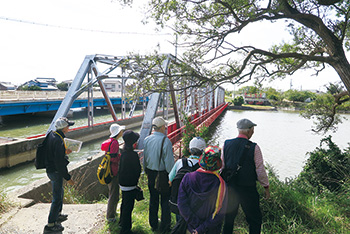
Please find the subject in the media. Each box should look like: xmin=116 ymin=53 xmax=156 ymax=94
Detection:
xmin=178 ymin=145 xmax=227 ymax=234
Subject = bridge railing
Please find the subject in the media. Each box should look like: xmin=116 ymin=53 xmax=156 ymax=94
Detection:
xmin=0 ymin=91 xmax=122 ymax=101
xmin=168 ymin=103 xmax=228 ymax=159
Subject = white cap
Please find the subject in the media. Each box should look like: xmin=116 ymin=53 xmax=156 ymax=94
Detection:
xmin=189 ymin=137 xmax=206 ymax=151
xmin=55 ymin=117 xmax=75 ymax=130
xmin=109 ymin=123 xmax=126 ymax=138
xmin=152 ymin=117 xmax=168 ymax=128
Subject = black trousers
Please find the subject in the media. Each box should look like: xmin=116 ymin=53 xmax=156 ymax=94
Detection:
xmin=120 ymin=189 xmax=137 ymax=234
xmin=146 ymin=168 xmax=171 ymax=231
xmin=223 ymin=185 xmax=262 ymax=234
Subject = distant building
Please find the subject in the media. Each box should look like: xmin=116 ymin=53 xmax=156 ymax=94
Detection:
xmin=21 ymin=78 xmax=58 ymax=91
xmin=0 ymin=82 xmax=16 ymax=90
xmin=103 ymin=79 xmax=122 ymax=92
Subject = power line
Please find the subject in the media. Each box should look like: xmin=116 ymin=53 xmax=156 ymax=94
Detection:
xmin=0 ymin=16 xmax=172 ymax=36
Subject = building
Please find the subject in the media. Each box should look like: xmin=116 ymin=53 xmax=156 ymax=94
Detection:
xmin=102 ymin=79 xmax=122 ymax=92
xmin=21 ymin=78 xmax=58 ymax=91
xmin=0 ymin=82 xmax=16 ymax=90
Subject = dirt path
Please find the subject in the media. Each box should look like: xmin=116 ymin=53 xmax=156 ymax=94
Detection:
xmin=0 ymin=203 xmax=106 ymax=234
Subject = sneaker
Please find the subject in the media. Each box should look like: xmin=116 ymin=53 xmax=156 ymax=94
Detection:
xmin=44 ymin=223 xmax=64 ymax=232
xmin=57 ymin=214 xmax=68 ymax=222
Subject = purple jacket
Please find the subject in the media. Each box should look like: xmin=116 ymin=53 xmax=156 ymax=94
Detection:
xmin=178 ymin=171 xmax=227 ymax=234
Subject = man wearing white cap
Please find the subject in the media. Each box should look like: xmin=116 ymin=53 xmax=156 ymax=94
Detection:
xmin=143 ymin=116 xmax=174 ymax=232
xmin=44 ymin=117 xmax=75 ymax=232
xmin=222 ymin=118 xmax=270 ymax=234
xmin=100 ymin=123 xmax=125 ymax=222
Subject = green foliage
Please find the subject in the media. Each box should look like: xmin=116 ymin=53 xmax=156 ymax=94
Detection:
xmin=233 ymin=96 xmax=244 ymax=106
xmin=57 ymin=82 xmax=69 ymax=91
xmin=180 ymin=113 xmax=209 ymax=157
xmin=258 ymin=164 xmax=350 ymax=233
xmin=238 ymin=86 xmax=261 ymax=94
xmin=63 ymin=184 xmax=92 ymax=204
xmin=147 ymin=0 xmax=350 ymax=95
xmin=300 ymin=93 xmax=344 ymax=133
xmin=17 ymin=85 xmax=42 ymax=91
xmin=0 ymin=190 xmax=12 ymax=216
xmin=296 ymin=136 xmax=350 ymax=193
xmin=263 ymin=87 xmax=282 ymax=101
xmin=283 ymin=89 xmax=316 ymax=102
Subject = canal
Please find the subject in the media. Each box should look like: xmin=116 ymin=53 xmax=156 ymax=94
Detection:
xmin=1 ymin=108 xmax=350 ymax=194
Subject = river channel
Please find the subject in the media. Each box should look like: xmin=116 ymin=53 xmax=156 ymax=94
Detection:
xmin=1 ymin=108 xmax=350 ymax=194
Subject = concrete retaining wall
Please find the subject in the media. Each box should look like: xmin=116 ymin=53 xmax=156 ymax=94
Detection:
xmin=11 ymin=151 xmax=108 ymax=207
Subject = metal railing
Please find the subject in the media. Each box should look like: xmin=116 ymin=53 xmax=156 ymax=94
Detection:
xmin=168 ymin=103 xmax=228 ymax=159
xmin=0 ymin=91 xmax=121 ymax=102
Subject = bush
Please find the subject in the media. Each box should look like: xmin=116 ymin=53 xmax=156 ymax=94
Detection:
xmin=181 ymin=115 xmax=209 ymax=157
xmin=297 ymin=136 xmax=350 ymax=193
xmin=233 ymin=96 xmax=244 ymax=106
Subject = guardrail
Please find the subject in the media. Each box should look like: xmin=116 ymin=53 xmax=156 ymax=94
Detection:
xmin=167 ymin=103 xmax=228 ymax=159
xmin=0 ymin=91 xmax=122 ymax=102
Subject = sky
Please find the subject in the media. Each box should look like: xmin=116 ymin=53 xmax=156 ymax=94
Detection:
xmin=0 ymin=0 xmax=344 ymax=92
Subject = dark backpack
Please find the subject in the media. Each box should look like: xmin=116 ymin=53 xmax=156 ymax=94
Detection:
xmin=169 ymin=158 xmax=200 ymax=214
xmin=34 ymin=133 xmax=50 ymax=169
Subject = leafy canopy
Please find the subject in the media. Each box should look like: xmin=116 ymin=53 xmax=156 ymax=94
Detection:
xmin=147 ymin=0 xmax=350 ymax=93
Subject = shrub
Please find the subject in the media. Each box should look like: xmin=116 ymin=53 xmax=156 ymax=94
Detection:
xmin=297 ymin=136 xmax=350 ymax=193
xmin=233 ymin=96 xmax=244 ymax=106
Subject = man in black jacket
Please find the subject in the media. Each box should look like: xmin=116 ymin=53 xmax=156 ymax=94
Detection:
xmin=44 ymin=117 xmax=75 ymax=233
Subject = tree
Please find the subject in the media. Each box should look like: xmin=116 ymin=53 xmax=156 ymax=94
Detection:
xmin=300 ymin=82 xmax=350 ymax=133
xmin=238 ymin=86 xmax=261 ymax=95
xmin=233 ymin=96 xmax=244 ymax=106
xmin=148 ymin=0 xmax=350 ymax=95
xmin=263 ymin=87 xmax=282 ymax=101
xmin=283 ymin=89 xmax=317 ymax=102
xmin=17 ymin=85 xmax=41 ymax=91
xmin=57 ymin=82 xmax=69 ymax=91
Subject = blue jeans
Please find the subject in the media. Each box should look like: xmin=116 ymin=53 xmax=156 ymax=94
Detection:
xmin=47 ymin=172 xmax=64 ymax=224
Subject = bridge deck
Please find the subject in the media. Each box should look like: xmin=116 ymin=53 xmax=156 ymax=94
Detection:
xmin=0 ymin=91 xmax=137 ymax=116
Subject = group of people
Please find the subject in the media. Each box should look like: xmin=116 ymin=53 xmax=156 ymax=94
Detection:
xmin=43 ymin=115 xmax=270 ymax=234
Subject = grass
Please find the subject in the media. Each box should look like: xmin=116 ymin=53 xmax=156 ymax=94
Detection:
xmin=0 ymin=190 xmax=12 ymax=218
xmin=242 ymin=104 xmax=276 ymax=110
xmin=95 ymin=173 xmax=176 ymax=234
xmin=91 ymin=165 xmax=349 ymax=234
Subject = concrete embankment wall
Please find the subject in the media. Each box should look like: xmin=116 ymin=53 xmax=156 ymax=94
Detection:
xmin=0 ymin=110 xmax=173 ymax=169
xmin=11 ymin=150 xmax=107 ymax=207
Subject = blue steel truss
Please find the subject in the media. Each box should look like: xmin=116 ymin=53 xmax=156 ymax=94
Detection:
xmin=0 ymin=97 xmax=146 ymax=116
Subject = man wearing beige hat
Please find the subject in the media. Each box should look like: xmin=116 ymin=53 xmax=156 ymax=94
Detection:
xmin=143 ymin=116 xmax=174 ymax=232
xmin=222 ymin=118 xmax=270 ymax=234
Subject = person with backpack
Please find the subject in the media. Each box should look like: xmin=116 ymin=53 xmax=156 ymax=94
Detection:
xmin=100 ymin=123 xmax=125 ymax=223
xmin=178 ymin=145 xmax=228 ymax=234
xmin=168 ymin=137 xmax=206 ymax=221
xmin=118 ymin=130 xmax=141 ymax=234
xmin=44 ymin=117 xmax=75 ymax=233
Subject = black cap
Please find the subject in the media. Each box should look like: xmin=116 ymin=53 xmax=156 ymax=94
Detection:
xmin=122 ymin=130 xmax=140 ymax=146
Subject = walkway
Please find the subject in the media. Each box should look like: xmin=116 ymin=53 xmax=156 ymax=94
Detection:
xmin=0 ymin=203 xmax=106 ymax=234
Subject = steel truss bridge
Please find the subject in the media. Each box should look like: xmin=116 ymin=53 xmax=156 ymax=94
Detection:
xmin=47 ymin=53 xmax=226 ymax=150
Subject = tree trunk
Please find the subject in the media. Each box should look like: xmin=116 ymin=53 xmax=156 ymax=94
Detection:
xmin=330 ymin=56 xmax=350 ymax=95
